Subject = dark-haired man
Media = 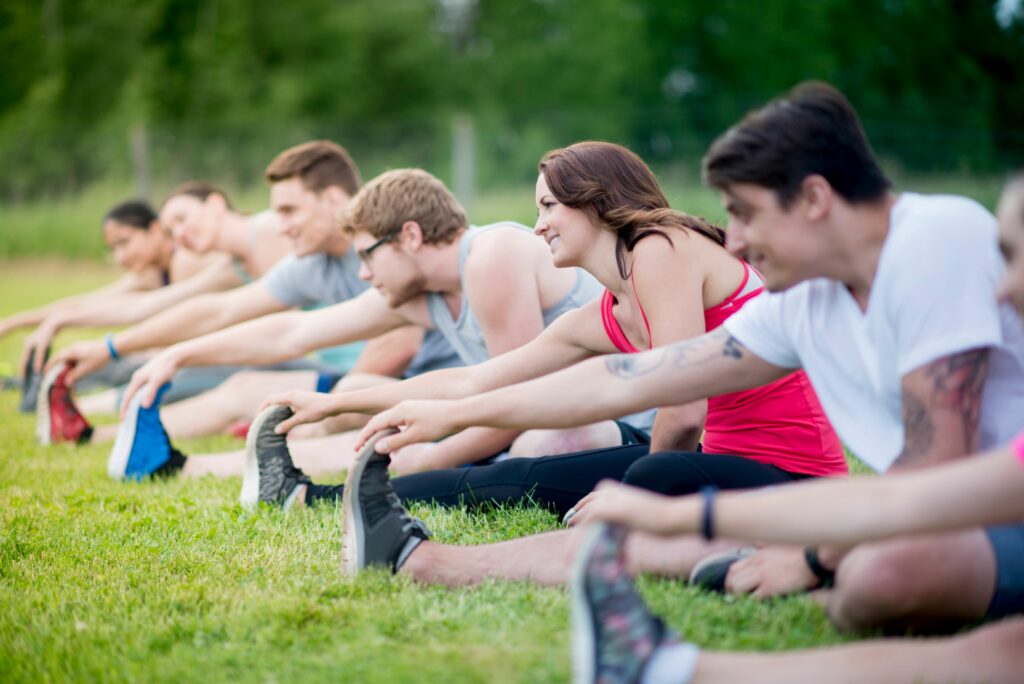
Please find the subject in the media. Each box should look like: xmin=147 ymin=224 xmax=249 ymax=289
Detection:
xmin=342 ymin=82 xmax=1024 ymax=632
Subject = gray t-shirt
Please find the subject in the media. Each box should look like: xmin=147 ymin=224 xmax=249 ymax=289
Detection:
xmin=261 ymin=249 xmax=461 ymax=376
xmin=425 ymin=223 xmax=603 ymax=365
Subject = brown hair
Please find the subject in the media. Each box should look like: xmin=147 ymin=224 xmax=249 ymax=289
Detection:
xmin=340 ymin=169 xmax=467 ymax=245
xmin=540 ymin=141 xmax=725 ymax=278
xmin=163 ymin=180 xmax=233 ymax=209
xmin=704 ymin=81 xmax=891 ymax=207
xmin=264 ymin=140 xmax=361 ymax=196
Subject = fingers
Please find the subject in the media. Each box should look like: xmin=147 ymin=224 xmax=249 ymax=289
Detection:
xmin=141 ymin=379 xmax=161 ymax=409
xmin=120 ymin=373 xmax=146 ymax=418
xmin=273 ymin=413 xmax=304 ymax=434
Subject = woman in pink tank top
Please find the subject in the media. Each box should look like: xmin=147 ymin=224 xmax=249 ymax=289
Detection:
xmin=271 ymin=142 xmax=844 ymax=536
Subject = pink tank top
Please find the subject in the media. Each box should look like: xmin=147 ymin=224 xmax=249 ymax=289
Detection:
xmin=600 ymin=261 xmax=846 ymax=477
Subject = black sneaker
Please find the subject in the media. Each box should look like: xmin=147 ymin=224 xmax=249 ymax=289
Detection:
xmin=687 ymin=547 xmax=756 ymax=592
xmin=240 ymin=405 xmax=311 ymax=511
xmin=571 ymin=523 xmax=671 ymax=684
xmin=341 ymin=429 xmax=430 ymax=575
xmin=19 ymin=346 xmax=48 ymax=413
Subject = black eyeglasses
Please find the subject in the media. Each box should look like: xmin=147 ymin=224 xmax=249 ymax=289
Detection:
xmin=357 ymin=228 xmax=401 ymax=262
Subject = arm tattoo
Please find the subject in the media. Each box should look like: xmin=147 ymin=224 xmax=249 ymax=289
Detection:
xmin=894 ymin=387 xmax=934 ymax=467
xmin=925 ymin=347 xmax=988 ymax=451
xmin=894 ymin=347 xmax=989 ymax=467
xmin=604 ymin=352 xmax=665 ymax=378
xmin=606 ymin=329 xmax=747 ymax=379
xmin=721 ymin=334 xmax=746 ymax=359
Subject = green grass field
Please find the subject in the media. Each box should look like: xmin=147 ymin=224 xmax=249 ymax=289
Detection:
xmin=0 ymin=261 xmax=870 ymax=682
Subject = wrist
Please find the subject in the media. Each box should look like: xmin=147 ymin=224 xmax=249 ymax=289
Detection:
xmin=803 ymin=546 xmax=836 ymax=588
xmin=105 ymin=333 xmax=121 ymax=360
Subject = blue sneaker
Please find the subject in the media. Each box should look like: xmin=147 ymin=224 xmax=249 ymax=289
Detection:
xmin=107 ymin=383 xmax=185 ymax=480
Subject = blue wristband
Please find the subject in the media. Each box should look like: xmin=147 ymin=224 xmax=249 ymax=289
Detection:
xmin=105 ymin=333 xmax=120 ymax=360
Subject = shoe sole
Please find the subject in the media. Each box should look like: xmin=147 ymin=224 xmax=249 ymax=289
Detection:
xmin=107 ymin=393 xmax=142 ymax=480
xmin=240 ymin=405 xmax=282 ymax=511
xmin=687 ymin=546 xmax=757 ymax=588
xmin=569 ymin=522 xmax=608 ymax=684
xmin=341 ymin=428 xmax=399 ymax=576
xmin=35 ymin=362 xmax=66 ymax=445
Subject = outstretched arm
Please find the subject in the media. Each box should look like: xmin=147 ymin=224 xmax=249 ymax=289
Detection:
xmin=264 ymin=305 xmax=599 ymax=433
xmin=30 ymin=258 xmax=243 ymax=376
xmin=358 ymin=327 xmax=788 ymax=453
xmin=0 ymin=269 xmax=161 ymax=339
xmin=121 ymin=288 xmax=409 ymax=410
xmin=570 ymin=438 xmax=1024 ymax=545
xmin=48 ymin=278 xmax=288 ymax=384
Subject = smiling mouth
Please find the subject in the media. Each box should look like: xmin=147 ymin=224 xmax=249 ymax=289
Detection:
xmin=547 ymin=235 xmax=561 ymax=248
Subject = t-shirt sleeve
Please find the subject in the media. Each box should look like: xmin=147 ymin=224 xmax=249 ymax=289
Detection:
xmin=722 ymin=291 xmax=802 ymax=369
xmin=260 ymin=255 xmax=316 ymax=308
xmin=888 ymin=199 xmax=1004 ymax=374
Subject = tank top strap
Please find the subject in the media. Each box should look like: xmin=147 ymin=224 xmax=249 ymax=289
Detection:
xmin=601 ymin=290 xmax=639 ymax=353
xmin=628 ymin=265 xmax=653 ymax=350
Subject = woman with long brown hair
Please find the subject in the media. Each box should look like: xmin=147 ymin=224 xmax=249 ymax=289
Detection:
xmin=252 ymin=141 xmax=845 ymax=546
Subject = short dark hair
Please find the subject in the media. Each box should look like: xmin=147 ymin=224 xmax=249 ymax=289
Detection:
xmin=163 ymin=180 xmax=233 ymax=209
xmin=104 ymin=200 xmax=158 ymax=230
xmin=703 ymin=81 xmax=891 ymax=206
xmin=264 ymin=140 xmax=362 ymax=196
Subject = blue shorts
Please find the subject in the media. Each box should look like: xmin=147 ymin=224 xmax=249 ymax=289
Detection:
xmin=315 ymin=373 xmax=343 ymax=393
xmin=985 ymin=523 xmax=1024 ymax=619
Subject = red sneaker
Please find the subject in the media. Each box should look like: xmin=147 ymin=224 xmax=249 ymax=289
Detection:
xmin=36 ymin=362 xmax=93 ymax=445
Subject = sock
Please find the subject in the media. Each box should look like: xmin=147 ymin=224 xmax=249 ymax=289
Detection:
xmin=641 ymin=642 xmax=700 ymax=684
xmin=304 ymin=483 xmax=345 ymax=505
xmin=152 ymin=447 xmax=188 ymax=478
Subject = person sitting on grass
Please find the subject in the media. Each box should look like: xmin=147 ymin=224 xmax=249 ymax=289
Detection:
xmin=1 ymin=199 xmax=210 ymax=411
xmin=335 ymin=82 xmax=1024 ymax=638
xmin=569 ymin=171 xmax=1024 ymax=680
xmin=252 ymin=140 xmax=844 ymax=533
xmin=104 ymin=167 xmax=612 ymax=487
xmin=21 ymin=181 xmax=290 ymax=393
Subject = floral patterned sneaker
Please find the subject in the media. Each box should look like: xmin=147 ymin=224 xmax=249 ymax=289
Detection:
xmin=570 ymin=523 xmax=677 ymax=684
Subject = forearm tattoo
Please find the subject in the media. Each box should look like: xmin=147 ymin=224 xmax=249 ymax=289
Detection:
xmin=895 ymin=347 xmax=989 ymax=467
xmin=604 ymin=328 xmax=746 ymax=379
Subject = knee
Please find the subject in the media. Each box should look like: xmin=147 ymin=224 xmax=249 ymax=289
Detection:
xmin=829 ymin=545 xmax=923 ymax=631
xmin=622 ymin=452 xmax=693 ymax=495
xmin=217 ymin=370 xmax=264 ymax=395
xmin=509 ymin=425 xmax=616 ymax=458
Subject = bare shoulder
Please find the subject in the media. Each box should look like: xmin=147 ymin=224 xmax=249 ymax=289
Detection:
xmin=170 ymin=248 xmax=230 ymax=282
xmin=464 ymin=223 xmax=537 ymax=274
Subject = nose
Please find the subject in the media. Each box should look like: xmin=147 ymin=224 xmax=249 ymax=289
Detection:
xmin=358 ymin=261 xmax=372 ymax=281
xmin=533 ymin=219 xmax=547 ymax=237
xmin=724 ymin=225 xmax=747 ymax=257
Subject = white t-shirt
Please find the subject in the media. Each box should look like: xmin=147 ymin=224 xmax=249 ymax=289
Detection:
xmin=724 ymin=193 xmax=1024 ymax=473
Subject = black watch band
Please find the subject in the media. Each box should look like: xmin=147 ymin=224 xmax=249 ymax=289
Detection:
xmin=803 ymin=546 xmax=835 ymax=588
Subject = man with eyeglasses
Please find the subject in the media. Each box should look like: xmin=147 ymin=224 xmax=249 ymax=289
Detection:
xmin=114 ymin=167 xmax=620 ymax=490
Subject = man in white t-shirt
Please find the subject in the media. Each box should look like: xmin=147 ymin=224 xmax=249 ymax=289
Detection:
xmin=342 ymin=82 xmax=1024 ymax=632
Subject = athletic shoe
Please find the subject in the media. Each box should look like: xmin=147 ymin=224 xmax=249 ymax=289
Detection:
xmin=35 ymin=361 xmax=93 ymax=445
xmin=571 ymin=523 xmax=673 ymax=684
xmin=19 ymin=346 xmax=48 ymax=413
xmin=687 ymin=547 xmax=757 ymax=592
xmin=240 ymin=405 xmax=310 ymax=511
xmin=107 ymin=383 xmax=185 ymax=480
xmin=340 ymin=429 xmax=430 ymax=575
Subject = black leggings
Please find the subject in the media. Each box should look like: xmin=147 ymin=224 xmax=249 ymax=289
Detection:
xmin=305 ymin=445 xmax=813 ymax=517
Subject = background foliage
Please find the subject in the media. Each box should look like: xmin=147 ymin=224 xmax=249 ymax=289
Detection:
xmin=1 ymin=0 xmax=1022 ymax=202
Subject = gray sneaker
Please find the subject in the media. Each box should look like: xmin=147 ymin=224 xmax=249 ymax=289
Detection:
xmin=341 ymin=429 xmax=430 ymax=575
xmin=571 ymin=523 xmax=670 ymax=684
xmin=687 ymin=547 xmax=757 ymax=592
xmin=240 ymin=405 xmax=310 ymax=511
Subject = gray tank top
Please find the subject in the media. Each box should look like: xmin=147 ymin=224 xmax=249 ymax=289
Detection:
xmin=425 ymin=223 xmax=602 ymax=365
